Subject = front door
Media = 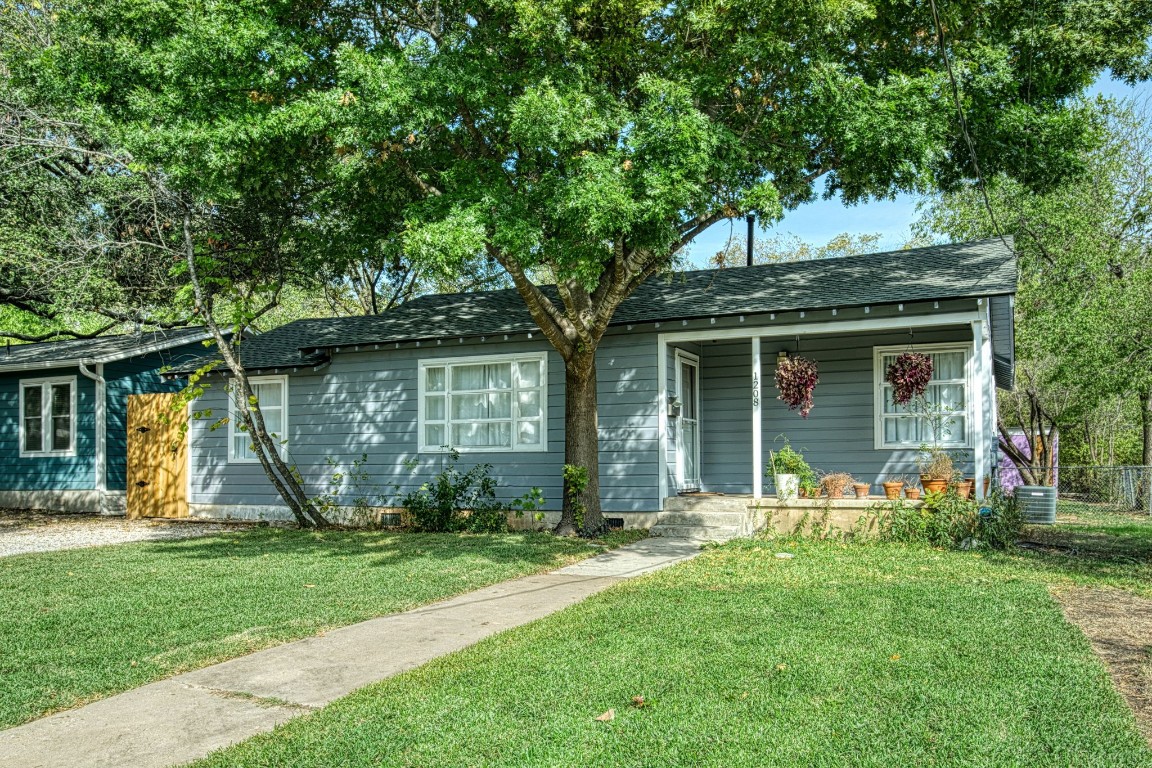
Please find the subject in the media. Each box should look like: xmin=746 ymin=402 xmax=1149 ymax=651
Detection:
xmin=676 ymin=351 xmax=702 ymax=491
xmin=126 ymin=393 xmax=188 ymax=519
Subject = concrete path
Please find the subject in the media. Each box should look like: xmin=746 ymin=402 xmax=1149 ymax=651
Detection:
xmin=0 ymin=536 xmax=701 ymax=768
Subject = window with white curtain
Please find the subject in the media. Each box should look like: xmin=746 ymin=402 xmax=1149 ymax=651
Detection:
xmin=874 ymin=344 xmax=971 ymax=449
xmin=19 ymin=377 xmax=76 ymax=456
xmin=419 ymin=353 xmax=547 ymax=452
xmin=228 ymin=376 xmax=288 ymax=462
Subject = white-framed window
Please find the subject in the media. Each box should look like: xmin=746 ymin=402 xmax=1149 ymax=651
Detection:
xmin=228 ymin=375 xmax=289 ymax=463
xmin=418 ymin=352 xmax=548 ymax=452
xmin=874 ymin=343 xmax=972 ymax=449
xmin=19 ymin=376 xmax=77 ymax=457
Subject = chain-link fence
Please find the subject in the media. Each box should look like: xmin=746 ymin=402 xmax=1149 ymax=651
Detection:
xmin=1047 ymin=465 xmax=1152 ymax=516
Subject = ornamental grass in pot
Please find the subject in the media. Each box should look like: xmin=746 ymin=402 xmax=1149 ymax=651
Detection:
xmin=918 ymin=448 xmax=953 ymax=494
xmin=820 ymin=472 xmax=855 ymax=500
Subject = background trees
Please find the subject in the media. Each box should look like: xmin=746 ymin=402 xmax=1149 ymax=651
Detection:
xmin=918 ymin=98 xmax=1152 ymax=476
xmin=3 ymin=1 xmax=1151 ymax=530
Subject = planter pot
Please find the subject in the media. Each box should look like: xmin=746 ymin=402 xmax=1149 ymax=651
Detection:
xmin=775 ymin=473 xmax=799 ymax=499
xmin=904 ymin=487 xmax=921 ymax=500
xmin=853 ymin=483 xmax=871 ymax=499
xmin=984 ymin=477 xmax=991 ymax=496
xmin=920 ymin=475 xmax=948 ymax=494
xmin=825 ymin=488 xmax=845 ymax=500
xmin=882 ymin=481 xmax=903 ymax=500
xmin=955 ymin=479 xmax=974 ymax=500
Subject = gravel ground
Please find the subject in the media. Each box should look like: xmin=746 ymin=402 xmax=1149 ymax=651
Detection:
xmin=0 ymin=510 xmax=249 ymax=558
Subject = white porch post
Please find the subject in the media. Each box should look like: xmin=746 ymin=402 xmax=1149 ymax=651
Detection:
xmin=657 ymin=334 xmax=669 ymax=501
xmin=971 ymin=319 xmax=987 ymax=499
xmin=752 ymin=336 xmax=762 ymax=499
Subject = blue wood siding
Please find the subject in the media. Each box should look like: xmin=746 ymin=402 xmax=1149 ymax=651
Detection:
xmin=0 ymin=367 xmax=96 ymax=491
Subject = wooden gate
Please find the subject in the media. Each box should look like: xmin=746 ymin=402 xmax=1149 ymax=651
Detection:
xmin=126 ymin=393 xmax=188 ymax=519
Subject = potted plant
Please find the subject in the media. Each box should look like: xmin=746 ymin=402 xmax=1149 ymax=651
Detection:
xmin=905 ymin=485 xmax=921 ymax=500
xmin=799 ymin=475 xmax=820 ymax=498
xmin=767 ymin=439 xmax=816 ymax=500
xmin=819 ymin=472 xmax=855 ymax=500
xmin=774 ymin=354 xmax=819 ymax=418
xmin=881 ymin=477 xmax=904 ymax=500
xmin=918 ymin=448 xmax=953 ymax=494
xmin=852 ymin=481 xmax=871 ymax=498
xmin=885 ymin=352 xmax=934 ymax=405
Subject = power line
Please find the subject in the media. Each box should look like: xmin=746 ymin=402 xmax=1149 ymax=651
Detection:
xmin=927 ymin=0 xmax=1016 ymax=256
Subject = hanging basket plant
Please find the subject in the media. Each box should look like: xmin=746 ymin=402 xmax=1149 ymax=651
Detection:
xmin=775 ymin=355 xmax=819 ymax=418
xmin=885 ymin=352 xmax=934 ymax=406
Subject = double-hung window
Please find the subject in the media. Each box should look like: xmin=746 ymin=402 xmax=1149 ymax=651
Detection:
xmin=874 ymin=344 xmax=971 ymax=449
xmin=20 ymin=377 xmax=76 ymax=457
xmin=419 ymin=353 xmax=547 ymax=452
xmin=228 ymin=375 xmax=288 ymax=462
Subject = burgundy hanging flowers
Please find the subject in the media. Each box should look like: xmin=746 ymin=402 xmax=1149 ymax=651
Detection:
xmin=885 ymin=352 xmax=934 ymax=406
xmin=775 ymin=355 xmax=819 ymax=418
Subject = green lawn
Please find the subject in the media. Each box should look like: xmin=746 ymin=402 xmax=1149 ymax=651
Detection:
xmin=192 ymin=531 xmax=1152 ymax=768
xmin=0 ymin=527 xmax=633 ymax=730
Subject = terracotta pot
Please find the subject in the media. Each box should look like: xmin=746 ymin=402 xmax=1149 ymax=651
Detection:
xmin=920 ymin=475 xmax=948 ymax=494
xmin=826 ymin=488 xmax=845 ymax=500
xmin=904 ymin=487 xmax=921 ymax=500
xmin=954 ymin=479 xmax=974 ymax=500
xmin=853 ymin=483 xmax=870 ymax=498
xmin=882 ymin=481 xmax=903 ymax=500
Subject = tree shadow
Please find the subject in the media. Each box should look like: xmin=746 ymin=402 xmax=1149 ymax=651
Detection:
xmin=143 ymin=527 xmax=595 ymax=570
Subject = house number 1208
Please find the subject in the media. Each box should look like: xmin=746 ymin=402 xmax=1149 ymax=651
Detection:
xmin=752 ymin=373 xmax=760 ymax=408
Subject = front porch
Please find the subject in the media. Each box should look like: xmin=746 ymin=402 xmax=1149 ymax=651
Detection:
xmin=654 ymin=303 xmax=999 ymax=520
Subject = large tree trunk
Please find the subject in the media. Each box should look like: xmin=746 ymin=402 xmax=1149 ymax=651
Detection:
xmin=556 ymin=351 xmax=603 ymax=536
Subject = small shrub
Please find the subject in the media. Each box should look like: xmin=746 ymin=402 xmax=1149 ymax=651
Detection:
xmin=563 ymin=464 xmax=590 ymax=532
xmin=403 ymin=451 xmax=545 ymax=533
xmin=314 ymin=454 xmax=397 ymax=527
xmin=873 ymin=487 xmax=1023 ymax=549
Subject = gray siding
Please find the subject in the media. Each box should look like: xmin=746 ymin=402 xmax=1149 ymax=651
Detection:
xmin=188 ymin=297 xmax=990 ymax=513
xmin=189 ymin=333 xmax=660 ymax=514
xmin=698 ymin=327 xmax=975 ymax=495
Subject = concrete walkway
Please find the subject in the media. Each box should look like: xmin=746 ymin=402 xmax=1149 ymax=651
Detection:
xmin=0 ymin=537 xmax=701 ymax=768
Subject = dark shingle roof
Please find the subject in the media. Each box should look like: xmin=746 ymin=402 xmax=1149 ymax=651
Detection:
xmin=180 ymin=238 xmax=1016 ymax=373
xmin=0 ymin=327 xmax=209 ymax=372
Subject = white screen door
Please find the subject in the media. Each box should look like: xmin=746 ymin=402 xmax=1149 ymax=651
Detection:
xmin=676 ymin=351 xmax=701 ymax=490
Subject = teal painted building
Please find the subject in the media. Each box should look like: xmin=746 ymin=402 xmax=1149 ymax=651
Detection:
xmin=0 ymin=329 xmax=209 ymax=514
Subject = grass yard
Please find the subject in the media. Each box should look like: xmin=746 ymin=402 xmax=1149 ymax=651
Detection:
xmin=0 ymin=527 xmax=638 ymax=730
xmin=192 ymin=524 xmax=1152 ymax=768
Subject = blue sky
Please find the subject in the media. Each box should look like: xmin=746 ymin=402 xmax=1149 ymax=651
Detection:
xmin=682 ymin=75 xmax=1152 ymax=268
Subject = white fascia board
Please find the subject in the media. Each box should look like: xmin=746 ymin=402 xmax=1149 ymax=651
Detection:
xmin=657 ymin=311 xmax=983 ymax=344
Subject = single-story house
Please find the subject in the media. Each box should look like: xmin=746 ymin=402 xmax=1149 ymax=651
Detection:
xmin=0 ymin=328 xmax=211 ymax=515
xmin=173 ymin=238 xmax=1016 ymax=529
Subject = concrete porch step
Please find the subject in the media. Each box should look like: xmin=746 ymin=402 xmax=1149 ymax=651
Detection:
xmin=663 ymin=494 xmax=753 ymax=513
xmin=655 ymin=511 xmax=748 ymax=528
xmin=649 ymin=524 xmax=744 ymax=542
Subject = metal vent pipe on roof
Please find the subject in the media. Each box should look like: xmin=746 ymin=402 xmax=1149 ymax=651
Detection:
xmin=746 ymin=214 xmax=754 ymax=267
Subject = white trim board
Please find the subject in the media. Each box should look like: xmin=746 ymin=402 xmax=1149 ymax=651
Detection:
xmin=657 ymin=311 xmax=983 ymax=344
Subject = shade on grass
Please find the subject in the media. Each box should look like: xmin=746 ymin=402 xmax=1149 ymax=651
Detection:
xmin=0 ymin=528 xmax=615 ymax=729
xmin=193 ymin=540 xmax=1152 ymax=768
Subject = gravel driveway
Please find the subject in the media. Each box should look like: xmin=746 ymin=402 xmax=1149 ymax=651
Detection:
xmin=0 ymin=511 xmax=248 ymax=558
